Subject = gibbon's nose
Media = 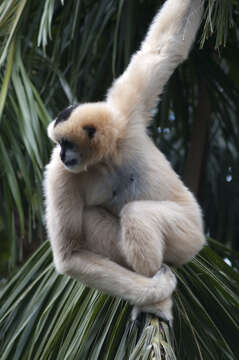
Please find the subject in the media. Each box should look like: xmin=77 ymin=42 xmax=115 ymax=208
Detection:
xmin=64 ymin=158 xmax=77 ymax=167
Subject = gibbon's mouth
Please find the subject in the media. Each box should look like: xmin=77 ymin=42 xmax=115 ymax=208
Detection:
xmin=61 ymin=157 xmax=85 ymax=173
xmin=59 ymin=142 xmax=83 ymax=173
xmin=62 ymin=162 xmax=82 ymax=173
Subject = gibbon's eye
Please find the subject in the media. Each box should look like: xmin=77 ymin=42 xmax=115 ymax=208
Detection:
xmin=59 ymin=139 xmax=74 ymax=149
xmin=54 ymin=104 xmax=78 ymax=127
xmin=83 ymin=126 xmax=96 ymax=140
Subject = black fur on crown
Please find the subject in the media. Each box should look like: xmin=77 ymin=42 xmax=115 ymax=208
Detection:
xmin=54 ymin=104 xmax=78 ymax=127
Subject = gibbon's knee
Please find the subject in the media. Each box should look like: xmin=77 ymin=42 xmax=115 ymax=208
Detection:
xmin=54 ymin=258 xmax=70 ymax=276
xmin=158 ymin=201 xmax=205 ymax=265
xmin=120 ymin=200 xmax=205 ymax=270
xmin=164 ymin=227 xmax=205 ymax=266
xmin=54 ymin=256 xmax=82 ymax=279
xmin=120 ymin=202 xmax=165 ymax=277
xmin=53 ymin=251 xmax=79 ymax=277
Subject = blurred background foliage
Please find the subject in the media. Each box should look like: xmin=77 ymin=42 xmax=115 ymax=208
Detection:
xmin=0 ymin=0 xmax=239 ymax=358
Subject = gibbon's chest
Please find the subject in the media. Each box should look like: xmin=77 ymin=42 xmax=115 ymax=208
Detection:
xmin=84 ymin=160 xmax=146 ymax=213
xmin=102 ymin=161 xmax=146 ymax=214
xmin=84 ymin=143 xmax=169 ymax=212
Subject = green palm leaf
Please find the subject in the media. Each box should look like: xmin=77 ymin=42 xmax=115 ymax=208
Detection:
xmin=0 ymin=240 xmax=238 ymax=359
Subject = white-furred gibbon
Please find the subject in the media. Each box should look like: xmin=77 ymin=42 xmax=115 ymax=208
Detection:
xmin=44 ymin=0 xmax=205 ymax=324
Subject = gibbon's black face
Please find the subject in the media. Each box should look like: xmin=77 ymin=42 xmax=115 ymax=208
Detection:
xmin=58 ymin=126 xmax=97 ymax=173
xmin=59 ymin=139 xmax=79 ymax=168
xmin=52 ymin=106 xmax=98 ymax=173
xmin=54 ymin=106 xmax=82 ymax=172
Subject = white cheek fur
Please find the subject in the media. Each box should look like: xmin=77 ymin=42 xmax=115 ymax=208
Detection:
xmin=47 ymin=121 xmax=57 ymax=143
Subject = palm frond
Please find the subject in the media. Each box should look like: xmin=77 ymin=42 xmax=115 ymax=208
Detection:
xmin=201 ymin=0 xmax=236 ymax=49
xmin=0 ymin=240 xmax=238 ymax=359
xmin=0 ymin=0 xmax=27 ymax=66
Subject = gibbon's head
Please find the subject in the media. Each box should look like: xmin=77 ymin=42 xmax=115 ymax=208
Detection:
xmin=47 ymin=102 xmax=123 ymax=173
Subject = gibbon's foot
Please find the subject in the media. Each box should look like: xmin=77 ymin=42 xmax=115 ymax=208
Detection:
xmin=152 ymin=264 xmax=177 ymax=300
xmin=137 ymin=264 xmax=177 ymax=307
xmin=131 ymin=297 xmax=174 ymax=327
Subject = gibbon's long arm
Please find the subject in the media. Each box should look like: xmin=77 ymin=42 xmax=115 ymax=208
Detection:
xmin=107 ymin=0 xmax=203 ymax=123
xmin=57 ymin=249 xmax=176 ymax=307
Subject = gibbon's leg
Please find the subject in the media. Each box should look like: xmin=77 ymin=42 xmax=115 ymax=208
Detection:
xmin=107 ymin=0 xmax=203 ymax=122
xmin=56 ymin=248 xmax=176 ymax=308
xmin=120 ymin=200 xmax=205 ymax=275
xmin=82 ymin=206 xmax=126 ymax=266
xmin=54 ymin=206 xmax=177 ymax=308
xmin=83 ymin=206 xmax=179 ymax=275
xmin=82 ymin=205 xmax=178 ymax=323
xmin=120 ymin=202 xmax=165 ymax=278
xmin=120 ymin=200 xmax=204 ymax=323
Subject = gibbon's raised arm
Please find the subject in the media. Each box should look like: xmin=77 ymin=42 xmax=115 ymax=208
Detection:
xmin=107 ymin=0 xmax=203 ymax=123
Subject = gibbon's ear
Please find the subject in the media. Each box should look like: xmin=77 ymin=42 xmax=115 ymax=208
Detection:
xmin=83 ymin=125 xmax=96 ymax=140
xmin=47 ymin=121 xmax=57 ymax=143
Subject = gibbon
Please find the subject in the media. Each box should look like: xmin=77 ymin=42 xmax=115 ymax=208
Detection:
xmin=44 ymin=0 xmax=205 ymax=324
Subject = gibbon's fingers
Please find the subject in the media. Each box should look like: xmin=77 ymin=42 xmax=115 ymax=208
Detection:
xmin=55 ymin=249 xmax=176 ymax=307
xmin=107 ymin=0 xmax=203 ymax=123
